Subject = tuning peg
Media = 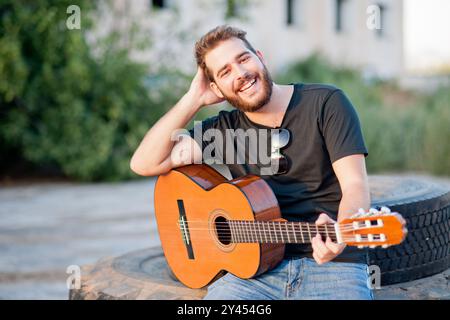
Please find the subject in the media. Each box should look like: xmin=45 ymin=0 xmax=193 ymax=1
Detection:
xmin=380 ymin=206 xmax=391 ymax=214
xmin=351 ymin=208 xmax=366 ymax=218
xmin=382 ymin=244 xmax=389 ymax=249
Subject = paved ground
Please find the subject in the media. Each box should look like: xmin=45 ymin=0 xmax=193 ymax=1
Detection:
xmin=0 ymin=173 xmax=449 ymax=299
xmin=0 ymin=178 xmax=160 ymax=299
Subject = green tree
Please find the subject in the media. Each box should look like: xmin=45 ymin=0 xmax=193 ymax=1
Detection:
xmin=0 ymin=0 xmax=185 ymax=181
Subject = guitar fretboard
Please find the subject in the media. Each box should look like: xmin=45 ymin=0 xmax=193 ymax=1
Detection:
xmin=227 ymin=220 xmax=338 ymax=244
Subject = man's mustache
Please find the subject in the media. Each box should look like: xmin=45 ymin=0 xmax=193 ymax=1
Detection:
xmin=235 ymin=73 xmax=256 ymax=92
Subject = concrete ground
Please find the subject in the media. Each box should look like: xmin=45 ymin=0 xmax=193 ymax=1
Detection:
xmin=0 ymin=178 xmax=160 ymax=299
xmin=0 ymin=174 xmax=448 ymax=299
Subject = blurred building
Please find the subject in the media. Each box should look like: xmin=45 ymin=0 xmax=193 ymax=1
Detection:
xmin=102 ymin=0 xmax=404 ymax=79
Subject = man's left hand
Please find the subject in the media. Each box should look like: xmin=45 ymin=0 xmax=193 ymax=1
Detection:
xmin=311 ymin=213 xmax=346 ymax=265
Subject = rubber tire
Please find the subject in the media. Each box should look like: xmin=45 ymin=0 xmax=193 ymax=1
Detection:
xmin=369 ymin=176 xmax=450 ymax=285
xmin=69 ymin=247 xmax=207 ymax=300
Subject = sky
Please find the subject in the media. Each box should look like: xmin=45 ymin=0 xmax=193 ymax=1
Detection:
xmin=404 ymin=0 xmax=450 ymax=73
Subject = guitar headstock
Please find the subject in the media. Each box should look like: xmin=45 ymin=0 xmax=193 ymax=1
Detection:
xmin=339 ymin=207 xmax=407 ymax=249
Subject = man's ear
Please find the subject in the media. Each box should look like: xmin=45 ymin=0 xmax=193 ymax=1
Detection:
xmin=210 ymin=81 xmax=224 ymax=98
xmin=256 ymin=50 xmax=266 ymax=65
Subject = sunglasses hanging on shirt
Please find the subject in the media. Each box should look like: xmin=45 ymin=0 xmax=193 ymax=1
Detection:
xmin=270 ymin=128 xmax=290 ymax=175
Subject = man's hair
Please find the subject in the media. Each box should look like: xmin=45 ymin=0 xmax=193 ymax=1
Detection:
xmin=194 ymin=25 xmax=257 ymax=82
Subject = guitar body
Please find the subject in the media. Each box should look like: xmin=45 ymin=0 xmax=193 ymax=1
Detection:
xmin=154 ymin=164 xmax=285 ymax=288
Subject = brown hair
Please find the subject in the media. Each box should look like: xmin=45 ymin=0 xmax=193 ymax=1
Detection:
xmin=194 ymin=25 xmax=257 ymax=82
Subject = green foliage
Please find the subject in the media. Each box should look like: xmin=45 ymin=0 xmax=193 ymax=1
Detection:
xmin=1 ymin=2 xmax=448 ymax=181
xmin=0 ymin=0 xmax=185 ymax=181
xmin=276 ymin=54 xmax=450 ymax=176
xmin=421 ymin=87 xmax=450 ymax=175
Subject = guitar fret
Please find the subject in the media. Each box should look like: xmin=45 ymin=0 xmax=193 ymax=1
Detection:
xmin=278 ymin=221 xmax=284 ymax=243
xmin=228 ymin=221 xmax=336 ymax=244
xmin=240 ymin=221 xmax=244 ymax=242
xmin=269 ymin=222 xmax=278 ymax=243
xmin=257 ymin=222 xmax=263 ymax=243
xmin=291 ymin=222 xmax=297 ymax=243
xmin=262 ymin=222 xmax=268 ymax=243
xmin=285 ymin=222 xmax=291 ymax=243
xmin=251 ymin=221 xmax=256 ymax=243
xmin=266 ymin=222 xmax=273 ymax=243
xmin=247 ymin=221 xmax=250 ymax=242
xmin=299 ymin=223 xmax=305 ymax=243
xmin=245 ymin=221 xmax=250 ymax=243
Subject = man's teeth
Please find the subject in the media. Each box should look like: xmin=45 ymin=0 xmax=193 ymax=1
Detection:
xmin=239 ymin=79 xmax=256 ymax=92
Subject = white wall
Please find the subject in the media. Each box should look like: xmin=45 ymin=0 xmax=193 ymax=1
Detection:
xmin=98 ymin=0 xmax=404 ymax=78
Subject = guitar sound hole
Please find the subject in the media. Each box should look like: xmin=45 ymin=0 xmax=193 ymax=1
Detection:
xmin=214 ymin=216 xmax=232 ymax=245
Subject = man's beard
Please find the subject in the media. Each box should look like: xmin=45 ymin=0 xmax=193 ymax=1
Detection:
xmin=219 ymin=65 xmax=273 ymax=112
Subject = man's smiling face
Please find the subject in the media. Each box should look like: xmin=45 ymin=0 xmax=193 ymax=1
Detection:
xmin=205 ymin=38 xmax=273 ymax=112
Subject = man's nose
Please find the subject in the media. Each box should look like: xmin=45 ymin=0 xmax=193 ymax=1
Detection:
xmin=234 ymin=64 xmax=249 ymax=80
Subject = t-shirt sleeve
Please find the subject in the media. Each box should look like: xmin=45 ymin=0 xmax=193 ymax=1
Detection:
xmin=320 ymin=89 xmax=368 ymax=163
xmin=188 ymin=113 xmax=227 ymax=163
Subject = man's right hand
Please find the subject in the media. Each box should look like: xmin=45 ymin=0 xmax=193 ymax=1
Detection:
xmin=187 ymin=67 xmax=225 ymax=107
xmin=131 ymin=67 xmax=218 ymax=177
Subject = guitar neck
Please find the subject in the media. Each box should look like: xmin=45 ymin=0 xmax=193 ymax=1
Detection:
xmin=227 ymin=220 xmax=339 ymax=244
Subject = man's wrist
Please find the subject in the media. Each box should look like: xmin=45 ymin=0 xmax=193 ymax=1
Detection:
xmin=183 ymin=91 xmax=203 ymax=112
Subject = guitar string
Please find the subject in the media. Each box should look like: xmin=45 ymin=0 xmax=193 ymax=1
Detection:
xmin=181 ymin=220 xmax=378 ymax=230
xmin=174 ymin=221 xmax=385 ymax=242
xmin=173 ymin=227 xmax=384 ymax=242
xmin=172 ymin=231 xmax=382 ymax=242
xmin=180 ymin=227 xmax=374 ymax=233
xmin=158 ymin=232 xmax=360 ymax=241
xmin=163 ymin=229 xmax=383 ymax=241
xmin=171 ymin=228 xmax=381 ymax=238
xmin=181 ymin=220 xmax=378 ymax=229
xmin=177 ymin=224 xmax=374 ymax=232
xmin=183 ymin=224 xmax=370 ymax=232
xmin=159 ymin=238 xmax=376 ymax=243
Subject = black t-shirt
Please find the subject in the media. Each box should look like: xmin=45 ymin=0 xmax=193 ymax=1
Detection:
xmin=189 ymin=83 xmax=369 ymax=263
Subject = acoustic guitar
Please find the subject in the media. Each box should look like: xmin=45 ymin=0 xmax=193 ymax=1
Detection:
xmin=154 ymin=164 xmax=407 ymax=289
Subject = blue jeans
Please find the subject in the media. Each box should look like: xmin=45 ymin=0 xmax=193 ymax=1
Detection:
xmin=204 ymin=258 xmax=374 ymax=300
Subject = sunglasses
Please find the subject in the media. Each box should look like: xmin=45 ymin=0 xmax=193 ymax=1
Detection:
xmin=270 ymin=128 xmax=290 ymax=175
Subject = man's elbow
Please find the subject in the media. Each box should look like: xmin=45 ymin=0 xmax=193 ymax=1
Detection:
xmin=130 ymin=161 xmax=148 ymax=176
xmin=130 ymin=157 xmax=155 ymax=177
xmin=130 ymin=155 xmax=173 ymax=177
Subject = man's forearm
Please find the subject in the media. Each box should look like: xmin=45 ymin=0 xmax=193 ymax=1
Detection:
xmin=337 ymin=181 xmax=371 ymax=222
xmin=130 ymin=92 xmax=201 ymax=175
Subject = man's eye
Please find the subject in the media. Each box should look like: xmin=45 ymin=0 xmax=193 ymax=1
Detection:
xmin=221 ymin=69 xmax=230 ymax=77
xmin=240 ymin=56 xmax=250 ymax=62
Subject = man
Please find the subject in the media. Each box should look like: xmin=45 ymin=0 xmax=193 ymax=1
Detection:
xmin=130 ymin=25 xmax=373 ymax=300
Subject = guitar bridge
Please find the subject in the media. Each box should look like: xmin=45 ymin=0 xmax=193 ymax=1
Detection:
xmin=177 ymin=200 xmax=195 ymax=260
